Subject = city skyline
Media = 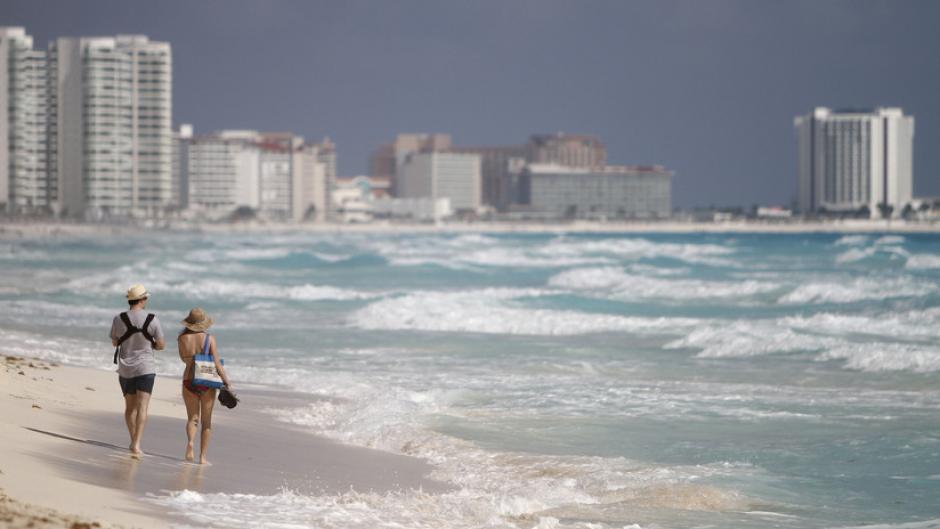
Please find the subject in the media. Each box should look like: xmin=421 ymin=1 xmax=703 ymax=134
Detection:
xmin=3 ymin=0 xmax=939 ymax=209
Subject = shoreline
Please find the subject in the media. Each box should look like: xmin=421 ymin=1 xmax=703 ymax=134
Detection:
xmin=3 ymin=218 xmax=940 ymax=239
xmin=0 ymin=355 xmax=446 ymax=528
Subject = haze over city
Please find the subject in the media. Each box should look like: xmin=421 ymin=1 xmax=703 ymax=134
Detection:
xmin=5 ymin=0 xmax=939 ymax=209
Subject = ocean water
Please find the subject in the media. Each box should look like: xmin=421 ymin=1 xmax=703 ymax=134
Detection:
xmin=2 ymin=231 xmax=940 ymax=528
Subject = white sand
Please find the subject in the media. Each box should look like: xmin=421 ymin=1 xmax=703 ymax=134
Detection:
xmin=2 ymin=218 xmax=940 ymax=240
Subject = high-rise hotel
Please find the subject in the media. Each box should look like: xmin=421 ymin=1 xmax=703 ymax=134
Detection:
xmin=795 ymin=107 xmax=914 ymax=218
xmin=1 ymin=27 xmax=172 ymax=218
xmin=0 ymin=27 xmax=50 ymax=215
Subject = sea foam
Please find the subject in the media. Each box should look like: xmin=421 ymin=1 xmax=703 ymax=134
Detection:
xmin=778 ymin=276 xmax=935 ymax=304
xmin=349 ymin=289 xmax=701 ymax=335
xmin=818 ymin=343 xmax=940 ymax=373
xmin=548 ymin=267 xmax=778 ymax=301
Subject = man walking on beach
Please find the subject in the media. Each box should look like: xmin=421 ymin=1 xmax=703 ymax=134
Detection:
xmin=110 ymin=284 xmax=165 ymax=456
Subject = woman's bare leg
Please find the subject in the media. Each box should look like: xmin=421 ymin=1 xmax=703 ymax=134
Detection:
xmin=198 ymin=389 xmax=217 ymax=464
xmin=182 ymin=386 xmax=201 ymax=462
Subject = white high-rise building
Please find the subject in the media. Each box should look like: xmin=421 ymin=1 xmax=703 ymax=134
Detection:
xmin=309 ymin=137 xmax=337 ymax=220
xmin=0 ymin=27 xmax=51 ymax=214
xmin=257 ymin=133 xmax=297 ymax=221
xmin=187 ymin=130 xmax=262 ymax=217
xmin=795 ymin=107 xmax=914 ymax=217
xmin=292 ymin=142 xmax=329 ymax=222
xmin=185 ymin=130 xmax=329 ymax=222
xmin=398 ymin=151 xmax=481 ymax=212
xmin=49 ymin=34 xmax=172 ymax=218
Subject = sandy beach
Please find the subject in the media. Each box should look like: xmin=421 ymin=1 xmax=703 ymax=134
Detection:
xmin=0 ymin=355 xmax=445 ymax=528
xmin=2 ymin=217 xmax=940 ymax=241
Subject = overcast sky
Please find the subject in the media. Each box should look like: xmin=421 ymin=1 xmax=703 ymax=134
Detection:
xmin=5 ymin=0 xmax=939 ymax=208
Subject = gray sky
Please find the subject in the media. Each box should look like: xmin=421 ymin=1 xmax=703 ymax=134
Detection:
xmin=5 ymin=0 xmax=939 ymax=208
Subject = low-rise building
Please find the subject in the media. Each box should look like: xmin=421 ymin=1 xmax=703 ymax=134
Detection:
xmin=332 ymin=185 xmax=372 ymax=223
xmin=516 ymin=164 xmax=671 ymax=220
xmin=371 ymin=197 xmax=452 ymax=222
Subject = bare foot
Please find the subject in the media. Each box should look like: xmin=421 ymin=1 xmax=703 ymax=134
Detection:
xmin=199 ymin=457 xmax=211 ymax=466
xmin=130 ymin=444 xmax=143 ymax=457
xmin=185 ymin=445 xmax=194 ymax=462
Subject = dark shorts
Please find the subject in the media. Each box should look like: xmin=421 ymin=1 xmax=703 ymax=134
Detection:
xmin=119 ymin=374 xmax=156 ymax=396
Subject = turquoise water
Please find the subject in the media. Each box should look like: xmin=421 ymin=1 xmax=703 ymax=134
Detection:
xmin=2 ymin=231 xmax=939 ymax=528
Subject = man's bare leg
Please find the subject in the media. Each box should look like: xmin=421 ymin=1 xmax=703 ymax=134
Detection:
xmin=130 ymin=391 xmax=152 ymax=456
xmin=123 ymin=393 xmax=138 ymax=451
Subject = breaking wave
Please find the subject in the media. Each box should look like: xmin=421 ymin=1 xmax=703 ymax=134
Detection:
xmin=817 ymin=343 xmax=940 ymax=373
xmin=548 ymin=267 xmax=779 ymax=301
xmin=360 ymin=235 xmax=739 ymax=270
xmin=667 ymin=310 xmax=940 ymax=372
xmin=906 ymin=254 xmax=940 ymax=270
xmin=349 ymin=289 xmax=701 ymax=335
xmin=778 ymin=276 xmax=935 ymax=304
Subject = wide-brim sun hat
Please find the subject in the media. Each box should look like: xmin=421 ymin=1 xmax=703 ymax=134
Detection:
xmin=182 ymin=307 xmax=213 ymax=332
xmin=127 ymin=284 xmax=150 ymax=301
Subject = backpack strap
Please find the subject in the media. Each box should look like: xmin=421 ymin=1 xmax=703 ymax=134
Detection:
xmin=114 ymin=312 xmax=135 ymax=364
xmin=112 ymin=312 xmax=157 ymax=364
xmin=141 ymin=313 xmax=156 ymax=346
xmin=117 ymin=312 xmax=136 ymax=343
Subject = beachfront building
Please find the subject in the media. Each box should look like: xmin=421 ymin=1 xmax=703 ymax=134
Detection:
xmin=49 ymin=35 xmax=173 ymax=219
xmin=291 ymin=141 xmax=329 ymax=222
xmin=369 ymin=133 xmax=452 ymax=196
xmin=0 ymin=28 xmax=173 ymax=219
xmin=256 ymin=133 xmax=297 ymax=221
xmin=372 ymin=197 xmax=452 ymax=222
xmin=185 ymin=130 xmax=330 ymax=222
xmin=450 ymin=145 xmax=527 ymax=212
xmin=311 ymin=137 xmax=337 ymax=221
xmin=332 ymin=184 xmax=373 ymax=223
xmin=515 ymin=164 xmax=672 ymax=220
xmin=397 ymin=151 xmax=482 ymax=213
xmin=794 ymin=107 xmax=914 ymax=218
xmin=526 ymin=133 xmax=606 ymax=168
xmin=0 ymin=27 xmax=51 ymax=215
xmin=186 ymin=130 xmax=261 ymax=218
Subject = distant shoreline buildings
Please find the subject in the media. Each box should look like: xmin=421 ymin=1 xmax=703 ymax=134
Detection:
xmin=1 ymin=24 xmax=697 ymax=224
xmin=4 ymin=22 xmax=931 ymax=224
xmin=367 ymin=132 xmax=672 ymax=222
xmin=180 ymin=128 xmax=335 ymax=222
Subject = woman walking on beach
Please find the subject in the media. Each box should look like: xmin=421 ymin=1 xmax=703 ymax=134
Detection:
xmin=178 ymin=308 xmax=231 ymax=464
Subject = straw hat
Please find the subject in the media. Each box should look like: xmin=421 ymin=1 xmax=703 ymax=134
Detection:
xmin=181 ymin=307 xmax=213 ymax=332
xmin=126 ymin=284 xmax=150 ymax=301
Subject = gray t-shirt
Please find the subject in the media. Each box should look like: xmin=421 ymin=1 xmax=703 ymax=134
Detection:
xmin=110 ymin=310 xmax=164 ymax=378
